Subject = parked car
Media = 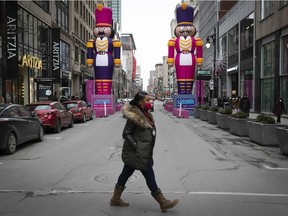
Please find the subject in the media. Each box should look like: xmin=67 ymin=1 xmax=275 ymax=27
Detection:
xmin=0 ymin=103 xmax=44 ymax=155
xmin=163 ymin=98 xmax=173 ymax=107
xmin=62 ymin=100 xmax=93 ymax=123
xmin=25 ymin=101 xmax=73 ymax=133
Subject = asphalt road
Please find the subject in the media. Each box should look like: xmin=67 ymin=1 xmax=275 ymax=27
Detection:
xmin=0 ymin=100 xmax=288 ymax=216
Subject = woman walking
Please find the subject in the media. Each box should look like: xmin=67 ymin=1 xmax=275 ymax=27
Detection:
xmin=110 ymin=91 xmax=179 ymax=213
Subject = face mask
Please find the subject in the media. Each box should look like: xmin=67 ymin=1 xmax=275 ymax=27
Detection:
xmin=144 ymin=102 xmax=152 ymax=110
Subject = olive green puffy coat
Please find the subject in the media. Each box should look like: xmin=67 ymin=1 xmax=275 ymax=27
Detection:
xmin=121 ymin=104 xmax=156 ymax=171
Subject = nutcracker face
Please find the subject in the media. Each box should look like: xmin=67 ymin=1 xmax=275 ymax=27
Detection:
xmin=93 ymin=26 xmax=112 ymax=38
xmin=175 ymin=25 xmax=196 ymax=37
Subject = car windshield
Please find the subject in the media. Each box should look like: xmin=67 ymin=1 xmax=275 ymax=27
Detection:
xmin=65 ymin=103 xmax=78 ymax=109
xmin=26 ymin=105 xmax=52 ymax=111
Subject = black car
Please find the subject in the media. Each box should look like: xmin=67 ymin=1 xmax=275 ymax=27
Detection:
xmin=0 ymin=103 xmax=44 ymax=154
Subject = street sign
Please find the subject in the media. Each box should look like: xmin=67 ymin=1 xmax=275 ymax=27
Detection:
xmin=196 ymin=70 xmax=211 ymax=80
xmin=197 ymin=70 xmax=211 ymax=76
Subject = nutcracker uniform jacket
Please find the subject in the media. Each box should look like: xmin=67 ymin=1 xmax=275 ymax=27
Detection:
xmin=121 ymin=104 xmax=156 ymax=171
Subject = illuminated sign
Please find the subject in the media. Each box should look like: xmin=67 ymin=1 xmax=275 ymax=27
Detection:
xmin=21 ymin=54 xmax=42 ymax=69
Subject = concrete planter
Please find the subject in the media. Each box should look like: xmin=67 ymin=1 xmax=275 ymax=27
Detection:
xmin=200 ymin=109 xmax=208 ymax=121
xmin=216 ymin=113 xmax=231 ymax=130
xmin=207 ymin=110 xmax=218 ymax=124
xmin=247 ymin=121 xmax=286 ymax=146
xmin=275 ymin=127 xmax=288 ymax=155
xmin=194 ymin=109 xmax=200 ymax=119
xmin=227 ymin=117 xmax=251 ymax=136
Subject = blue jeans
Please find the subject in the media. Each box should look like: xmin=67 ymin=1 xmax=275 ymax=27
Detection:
xmin=117 ymin=161 xmax=159 ymax=193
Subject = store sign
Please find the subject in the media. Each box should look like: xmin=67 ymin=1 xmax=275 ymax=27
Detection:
xmin=21 ymin=54 xmax=42 ymax=69
xmin=6 ymin=1 xmax=18 ymax=78
xmin=52 ymin=28 xmax=60 ymax=83
xmin=37 ymin=83 xmax=53 ymax=101
xmin=41 ymin=27 xmax=49 ymax=77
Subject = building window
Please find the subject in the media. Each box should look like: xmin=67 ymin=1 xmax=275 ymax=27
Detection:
xmin=60 ymin=40 xmax=70 ymax=70
xmin=280 ymin=34 xmax=288 ymax=75
xmin=262 ymin=41 xmax=275 ymax=78
xmin=279 ymin=0 xmax=288 ymax=8
xmin=0 ymin=36 xmax=2 ymax=59
xmin=280 ymin=34 xmax=288 ymax=111
xmin=240 ymin=13 xmax=254 ymax=50
xmin=81 ymin=50 xmax=86 ymax=65
xmin=33 ymin=0 xmax=49 ymax=12
xmin=260 ymin=0 xmax=274 ymax=20
xmin=261 ymin=40 xmax=275 ymax=112
xmin=56 ymin=4 xmax=69 ymax=33
xmin=75 ymin=46 xmax=79 ymax=63
xmin=74 ymin=1 xmax=78 ymax=11
xmin=228 ymin=25 xmax=239 ymax=57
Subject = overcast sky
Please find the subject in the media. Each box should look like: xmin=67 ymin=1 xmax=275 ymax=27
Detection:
xmin=121 ymin=0 xmax=180 ymax=90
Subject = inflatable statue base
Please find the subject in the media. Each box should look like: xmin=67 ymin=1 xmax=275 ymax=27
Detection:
xmin=85 ymin=80 xmax=117 ymax=118
xmin=172 ymin=94 xmax=197 ymax=117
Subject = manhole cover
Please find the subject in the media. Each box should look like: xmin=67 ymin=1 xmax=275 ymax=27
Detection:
xmin=94 ymin=173 xmax=139 ymax=184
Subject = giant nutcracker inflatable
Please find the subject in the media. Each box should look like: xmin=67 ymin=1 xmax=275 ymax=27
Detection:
xmin=167 ymin=3 xmax=203 ymax=116
xmin=168 ymin=2 xmax=203 ymax=94
xmin=86 ymin=4 xmax=121 ymax=116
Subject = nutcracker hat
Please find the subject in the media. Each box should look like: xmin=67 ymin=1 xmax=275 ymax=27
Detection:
xmin=95 ymin=4 xmax=112 ymax=27
xmin=176 ymin=3 xmax=194 ymax=25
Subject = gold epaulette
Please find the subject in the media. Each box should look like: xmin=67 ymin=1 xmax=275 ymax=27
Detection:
xmin=196 ymin=58 xmax=204 ymax=63
xmin=86 ymin=59 xmax=93 ymax=64
xmin=113 ymin=40 xmax=121 ymax=47
xmin=168 ymin=38 xmax=176 ymax=47
xmin=195 ymin=38 xmax=203 ymax=46
xmin=86 ymin=40 xmax=94 ymax=48
xmin=167 ymin=58 xmax=174 ymax=64
xmin=114 ymin=59 xmax=121 ymax=64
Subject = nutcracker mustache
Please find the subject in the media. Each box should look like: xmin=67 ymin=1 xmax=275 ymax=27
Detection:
xmin=180 ymin=30 xmax=191 ymax=35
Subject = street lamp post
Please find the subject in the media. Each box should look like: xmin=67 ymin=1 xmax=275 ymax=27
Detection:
xmin=206 ymin=27 xmax=217 ymax=101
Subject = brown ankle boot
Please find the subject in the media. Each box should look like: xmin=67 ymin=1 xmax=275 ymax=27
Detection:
xmin=152 ymin=188 xmax=179 ymax=213
xmin=110 ymin=184 xmax=129 ymax=207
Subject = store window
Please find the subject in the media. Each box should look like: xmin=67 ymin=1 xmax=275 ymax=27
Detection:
xmin=261 ymin=41 xmax=275 ymax=112
xmin=60 ymin=40 xmax=70 ymax=71
xmin=260 ymin=0 xmax=274 ymax=20
xmin=280 ymin=34 xmax=288 ymax=112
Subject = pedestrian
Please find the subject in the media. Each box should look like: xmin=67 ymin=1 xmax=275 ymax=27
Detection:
xmin=233 ymin=96 xmax=240 ymax=112
xmin=0 ymin=94 xmax=5 ymax=104
xmin=110 ymin=91 xmax=179 ymax=213
xmin=273 ymin=97 xmax=286 ymax=123
xmin=240 ymin=93 xmax=250 ymax=116
xmin=52 ymin=92 xmax=58 ymax=101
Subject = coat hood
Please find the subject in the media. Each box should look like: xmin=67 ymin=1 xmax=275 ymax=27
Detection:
xmin=122 ymin=104 xmax=154 ymax=129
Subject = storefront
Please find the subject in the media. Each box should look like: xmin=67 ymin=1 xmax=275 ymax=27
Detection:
xmin=0 ymin=2 xmax=62 ymax=105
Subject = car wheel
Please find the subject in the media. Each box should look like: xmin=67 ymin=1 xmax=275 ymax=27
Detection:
xmin=37 ymin=125 xmax=44 ymax=142
xmin=68 ymin=117 xmax=74 ymax=128
xmin=82 ymin=114 xmax=86 ymax=123
xmin=3 ymin=132 xmax=17 ymax=155
xmin=54 ymin=119 xmax=61 ymax=133
xmin=90 ymin=112 xmax=93 ymax=120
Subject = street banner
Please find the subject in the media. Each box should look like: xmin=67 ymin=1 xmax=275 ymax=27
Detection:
xmin=52 ymin=28 xmax=60 ymax=83
xmin=41 ymin=27 xmax=50 ymax=77
xmin=6 ymin=1 xmax=18 ymax=78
